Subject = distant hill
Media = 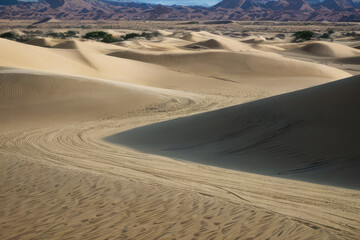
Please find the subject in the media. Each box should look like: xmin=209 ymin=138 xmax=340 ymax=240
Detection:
xmin=214 ymin=0 xmax=262 ymax=10
xmin=265 ymin=0 xmax=314 ymax=11
xmin=0 ymin=0 xmax=359 ymax=21
xmin=314 ymin=0 xmax=354 ymax=10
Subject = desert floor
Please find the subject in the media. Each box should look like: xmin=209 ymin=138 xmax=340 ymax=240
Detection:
xmin=0 ymin=21 xmax=360 ymax=239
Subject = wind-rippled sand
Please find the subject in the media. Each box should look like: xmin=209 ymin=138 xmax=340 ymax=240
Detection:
xmin=0 ymin=30 xmax=359 ymax=239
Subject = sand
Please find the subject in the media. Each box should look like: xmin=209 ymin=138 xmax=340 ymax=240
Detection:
xmin=108 ymin=75 xmax=360 ymax=189
xmin=0 ymin=26 xmax=359 ymax=240
xmin=296 ymin=41 xmax=360 ymax=58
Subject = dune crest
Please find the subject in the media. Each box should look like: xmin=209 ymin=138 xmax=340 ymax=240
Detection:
xmin=297 ymin=41 xmax=360 ymax=57
xmin=186 ymin=39 xmax=228 ymax=49
xmin=109 ymin=50 xmax=350 ymax=79
xmin=107 ymin=74 xmax=360 ymax=189
xmin=26 ymin=38 xmax=63 ymax=48
xmin=0 ymin=68 xmax=177 ymax=128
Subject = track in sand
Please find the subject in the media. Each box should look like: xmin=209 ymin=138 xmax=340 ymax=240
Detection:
xmin=0 ymin=34 xmax=359 ymax=239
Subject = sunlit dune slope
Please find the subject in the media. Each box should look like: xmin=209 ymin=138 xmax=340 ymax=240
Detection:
xmin=0 ymin=68 xmax=172 ymax=128
xmin=109 ymin=50 xmax=351 ymax=79
xmin=294 ymin=41 xmax=360 ymax=58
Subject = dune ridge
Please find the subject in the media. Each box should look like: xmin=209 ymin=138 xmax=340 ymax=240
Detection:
xmin=107 ymin=74 xmax=360 ymax=189
xmin=0 ymin=68 xmax=202 ymax=129
xmin=297 ymin=41 xmax=360 ymax=58
xmin=109 ymin=50 xmax=350 ymax=79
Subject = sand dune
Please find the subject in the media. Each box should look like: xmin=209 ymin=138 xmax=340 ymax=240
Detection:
xmin=26 ymin=38 xmax=64 ymax=48
xmin=0 ymin=38 xmax=224 ymax=92
xmin=240 ymin=36 xmax=267 ymax=44
xmin=296 ymin=41 xmax=360 ymax=58
xmin=0 ymin=38 xmax=99 ymax=77
xmin=109 ymin=50 xmax=350 ymax=79
xmin=0 ymin=68 xmax=165 ymax=106
xmin=53 ymin=40 xmax=82 ymax=49
xmin=107 ymin=74 xmax=360 ymax=189
xmin=336 ymin=56 xmax=360 ymax=64
xmin=181 ymin=31 xmax=256 ymax=52
xmin=0 ymin=68 xmax=186 ymax=129
xmin=185 ymin=39 xmax=228 ymax=49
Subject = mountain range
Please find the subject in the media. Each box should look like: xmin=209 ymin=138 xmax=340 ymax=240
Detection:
xmin=0 ymin=0 xmax=359 ymax=21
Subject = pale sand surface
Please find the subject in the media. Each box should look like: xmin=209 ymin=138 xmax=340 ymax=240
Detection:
xmin=0 ymin=25 xmax=360 ymax=239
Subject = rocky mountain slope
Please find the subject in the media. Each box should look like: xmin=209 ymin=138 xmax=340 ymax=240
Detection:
xmin=0 ymin=0 xmax=359 ymax=21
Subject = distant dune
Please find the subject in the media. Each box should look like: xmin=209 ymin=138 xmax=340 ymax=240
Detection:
xmin=295 ymin=41 xmax=360 ymax=58
xmin=107 ymin=75 xmax=360 ymax=189
xmin=109 ymin=50 xmax=350 ymax=79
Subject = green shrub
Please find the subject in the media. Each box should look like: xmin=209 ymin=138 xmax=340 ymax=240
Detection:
xmin=83 ymin=31 xmax=118 ymax=43
xmin=122 ymin=31 xmax=159 ymax=41
xmin=65 ymin=30 xmax=79 ymax=38
xmin=15 ymin=35 xmax=30 ymax=42
xmin=0 ymin=32 xmax=16 ymax=39
xmin=123 ymin=32 xmax=142 ymax=40
xmin=292 ymin=31 xmax=315 ymax=42
xmin=141 ymin=31 xmax=159 ymax=40
xmin=275 ymin=33 xmax=285 ymax=39
xmin=46 ymin=32 xmax=66 ymax=39
xmin=83 ymin=31 xmax=108 ymax=39
xmin=102 ymin=34 xmax=118 ymax=43
xmin=319 ymin=33 xmax=330 ymax=39
xmin=0 ymin=32 xmax=32 ymax=42
xmin=327 ymin=29 xmax=335 ymax=35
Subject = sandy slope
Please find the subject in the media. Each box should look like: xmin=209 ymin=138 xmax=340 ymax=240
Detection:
xmin=109 ymin=50 xmax=350 ymax=80
xmin=0 ymin=68 xmax=191 ymax=129
xmin=26 ymin=37 xmax=64 ymax=47
xmin=0 ymin=32 xmax=359 ymax=239
xmin=296 ymin=41 xmax=360 ymax=58
xmin=107 ymin=75 xmax=360 ymax=189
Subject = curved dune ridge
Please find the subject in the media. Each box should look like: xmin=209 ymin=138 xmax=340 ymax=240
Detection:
xmin=26 ymin=38 xmax=63 ymax=48
xmin=297 ymin=41 xmax=360 ymax=58
xmin=53 ymin=40 xmax=81 ymax=49
xmin=0 ymin=38 xmax=100 ymax=77
xmin=107 ymin=74 xmax=360 ymax=189
xmin=186 ymin=39 xmax=228 ymax=49
xmin=0 ymin=69 xmax=165 ymax=106
xmin=180 ymin=31 xmax=256 ymax=52
xmin=0 ymin=38 xmax=217 ymax=88
xmin=240 ymin=36 xmax=267 ymax=44
xmin=0 ymin=68 xmax=175 ymax=127
xmin=109 ymin=50 xmax=350 ymax=79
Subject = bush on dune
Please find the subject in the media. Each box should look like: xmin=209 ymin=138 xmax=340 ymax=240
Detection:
xmin=46 ymin=30 xmax=79 ymax=39
xmin=0 ymin=32 xmax=16 ymax=39
xmin=292 ymin=31 xmax=315 ymax=42
xmin=0 ymin=31 xmax=30 ymax=42
xmin=319 ymin=29 xmax=335 ymax=39
xmin=83 ymin=31 xmax=118 ymax=43
xmin=82 ymin=30 xmax=159 ymax=43
xmin=122 ymin=31 xmax=159 ymax=41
